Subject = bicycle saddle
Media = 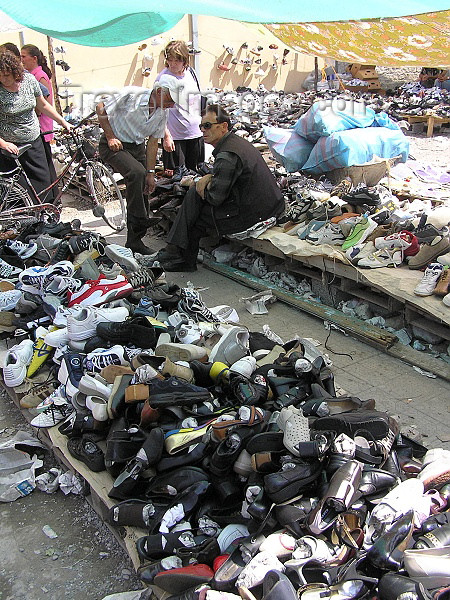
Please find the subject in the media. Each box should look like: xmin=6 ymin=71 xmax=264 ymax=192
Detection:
xmin=1 ymin=143 xmax=32 ymax=158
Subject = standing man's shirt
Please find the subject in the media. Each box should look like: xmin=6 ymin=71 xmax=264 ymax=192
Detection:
xmin=104 ymin=87 xmax=167 ymax=144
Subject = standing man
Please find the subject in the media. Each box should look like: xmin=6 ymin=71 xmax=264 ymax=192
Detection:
xmin=157 ymin=104 xmax=285 ymax=271
xmin=96 ymin=75 xmax=186 ymax=254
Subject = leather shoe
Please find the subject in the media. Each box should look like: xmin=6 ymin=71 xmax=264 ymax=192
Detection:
xmin=367 ymin=510 xmax=415 ymax=570
xmin=378 ymin=572 xmax=431 ymax=600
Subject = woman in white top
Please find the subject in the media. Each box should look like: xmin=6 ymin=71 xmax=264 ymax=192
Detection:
xmin=155 ymin=40 xmax=204 ymax=174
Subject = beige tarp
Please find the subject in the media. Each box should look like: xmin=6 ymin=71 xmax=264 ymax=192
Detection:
xmin=266 ymin=10 xmax=450 ymax=67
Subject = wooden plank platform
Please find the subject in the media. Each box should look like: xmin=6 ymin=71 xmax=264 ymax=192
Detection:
xmin=399 ymin=113 xmax=450 ymax=137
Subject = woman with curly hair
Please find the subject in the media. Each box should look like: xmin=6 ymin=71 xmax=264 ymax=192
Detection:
xmin=0 ymin=51 xmax=70 ymax=196
xmin=155 ymin=40 xmax=204 ymax=173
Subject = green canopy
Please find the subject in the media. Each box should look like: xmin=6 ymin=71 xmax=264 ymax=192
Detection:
xmin=1 ymin=0 xmax=449 ymax=46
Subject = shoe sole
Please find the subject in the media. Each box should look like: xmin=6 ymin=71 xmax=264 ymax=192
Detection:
xmin=105 ymin=246 xmax=140 ymax=273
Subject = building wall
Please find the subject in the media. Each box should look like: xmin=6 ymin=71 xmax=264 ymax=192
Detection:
xmin=2 ymin=16 xmax=320 ymax=113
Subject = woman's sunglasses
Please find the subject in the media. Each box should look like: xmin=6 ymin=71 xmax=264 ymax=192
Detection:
xmin=199 ymin=121 xmax=221 ymax=130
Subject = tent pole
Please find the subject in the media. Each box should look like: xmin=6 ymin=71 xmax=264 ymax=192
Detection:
xmin=46 ymin=36 xmax=62 ymax=116
xmin=314 ymin=56 xmax=318 ymax=91
xmin=190 ymin=14 xmax=200 ymax=82
xmin=19 ymin=31 xmax=25 ymax=46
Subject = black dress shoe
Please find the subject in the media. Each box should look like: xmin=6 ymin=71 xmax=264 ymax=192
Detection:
xmin=378 ymin=572 xmax=431 ymax=600
xmin=414 ymin=524 xmax=450 ymax=549
xmin=359 ymin=466 xmax=400 ymax=499
xmin=161 ymin=257 xmax=197 ymax=272
xmin=418 ymin=511 xmax=450 ymax=535
xmin=367 ymin=510 xmax=415 ymax=570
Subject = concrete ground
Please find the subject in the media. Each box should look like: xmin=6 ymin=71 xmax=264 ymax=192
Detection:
xmin=1 ymin=180 xmax=450 ymax=599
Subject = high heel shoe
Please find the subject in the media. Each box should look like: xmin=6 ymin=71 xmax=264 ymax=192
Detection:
xmin=307 ymin=460 xmax=362 ymax=534
xmin=367 ymin=510 xmax=415 ymax=570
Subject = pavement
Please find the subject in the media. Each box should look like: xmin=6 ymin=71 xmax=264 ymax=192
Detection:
xmin=0 ymin=204 xmax=449 ymax=600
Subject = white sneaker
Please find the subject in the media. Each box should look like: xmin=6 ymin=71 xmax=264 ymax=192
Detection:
xmin=2 ymin=339 xmax=34 ymax=386
xmin=30 ymin=401 xmax=74 ymax=428
xmin=35 ymin=385 xmax=69 ymax=412
xmin=78 ymin=373 xmax=113 ymax=399
xmin=5 ymin=239 xmax=37 ymax=258
xmin=414 ymin=263 xmax=444 ymax=296
xmin=53 ymin=305 xmax=85 ymax=327
xmin=306 ymin=223 xmax=346 ymax=245
xmin=0 ymin=289 xmax=22 ymax=311
xmin=45 ymin=327 xmax=69 ymax=347
xmin=0 ymin=257 xmax=22 ymax=281
xmin=19 ymin=261 xmax=75 ymax=293
xmin=230 ymin=356 xmax=257 ymax=378
xmin=358 ymin=248 xmax=403 ymax=268
xmin=104 ymin=244 xmax=140 ymax=273
xmin=210 ymin=305 xmax=240 ymax=323
xmin=374 ymin=231 xmax=413 ymax=251
xmin=175 ymin=319 xmax=202 ymax=344
xmin=67 ymin=306 xmax=130 ymax=341
xmin=443 ymin=292 xmax=450 ymax=307
xmin=84 ymin=345 xmax=130 ymax=372
xmin=345 ymin=241 xmax=375 ymax=264
xmin=44 ymin=275 xmax=83 ymax=298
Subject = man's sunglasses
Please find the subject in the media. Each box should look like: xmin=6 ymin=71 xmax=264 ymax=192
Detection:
xmin=199 ymin=121 xmax=221 ymax=130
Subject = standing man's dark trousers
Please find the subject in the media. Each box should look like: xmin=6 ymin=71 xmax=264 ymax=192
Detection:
xmin=167 ymin=185 xmax=215 ymax=267
xmin=99 ymin=135 xmax=152 ymax=253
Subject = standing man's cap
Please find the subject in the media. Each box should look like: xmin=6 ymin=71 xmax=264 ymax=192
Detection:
xmin=153 ymin=74 xmax=188 ymax=109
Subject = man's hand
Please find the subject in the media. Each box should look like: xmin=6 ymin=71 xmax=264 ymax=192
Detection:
xmin=196 ymin=174 xmax=213 ymax=199
xmin=163 ymin=132 xmax=175 ymax=152
xmin=107 ymin=138 xmax=123 ymax=152
xmin=144 ymin=173 xmax=155 ymax=194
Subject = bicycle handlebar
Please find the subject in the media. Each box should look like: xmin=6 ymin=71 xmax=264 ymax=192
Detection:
xmin=41 ymin=110 xmax=97 ymax=137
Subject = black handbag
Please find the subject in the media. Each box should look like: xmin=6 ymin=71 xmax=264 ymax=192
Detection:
xmin=189 ymin=67 xmax=208 ymax=111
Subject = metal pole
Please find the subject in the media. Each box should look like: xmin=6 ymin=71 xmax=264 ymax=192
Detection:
xmin=19 ymin=31 xmax=25 ymax=46
xmin=47 ymin=36 xmax=62 ymax=115
xmin=314 ymin=56 xmax=318 ymax=92
xmin=191 ymin=14 xmax=200 ymax=83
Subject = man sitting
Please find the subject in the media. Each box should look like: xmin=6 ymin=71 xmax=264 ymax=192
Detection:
xmin=96 ymin=75 xmax=186 ymax=254
xmin=158 ymin=104 xmax=285 ymax=271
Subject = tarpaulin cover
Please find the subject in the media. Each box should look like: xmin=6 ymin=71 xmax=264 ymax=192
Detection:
xmin=0 ymin=0 xmax=450 ymax=47
xmin=266 ymin=10 xmax=450 ymax=67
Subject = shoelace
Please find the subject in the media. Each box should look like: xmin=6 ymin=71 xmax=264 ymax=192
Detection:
xmin=128 ymin=270 xmax=154 ymax=288
xmin=85 ymin=352 xmax=121 ymax=370
xmin=41 ymin=401 xmax=72 ymax=422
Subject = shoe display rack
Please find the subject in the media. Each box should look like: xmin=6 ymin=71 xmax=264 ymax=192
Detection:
xmin=0 ymin=378 xmax=142 ymax=570
xmin=201 ymin=230 xmax=450 ymax=382
xmin=398 ymin=114 xmax=450 ymax=138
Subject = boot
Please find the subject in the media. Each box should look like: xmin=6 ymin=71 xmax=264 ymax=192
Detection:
xmin=125 ymin=222 xmax=155 ymax=255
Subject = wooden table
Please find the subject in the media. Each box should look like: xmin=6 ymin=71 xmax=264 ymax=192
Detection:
xmin=399 ymin=113 xmax=450 ymax=137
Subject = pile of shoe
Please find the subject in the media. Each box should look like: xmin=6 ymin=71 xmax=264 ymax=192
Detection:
xmin=2 ymin=230 xmax=450 ymax=598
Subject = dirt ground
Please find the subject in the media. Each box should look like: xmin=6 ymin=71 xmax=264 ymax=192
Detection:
xmin=0 ymin=128 xmax=449 ymax=600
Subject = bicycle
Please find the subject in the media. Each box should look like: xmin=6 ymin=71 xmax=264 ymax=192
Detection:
xmin=0 ymin=112 xmax=127 ymax=232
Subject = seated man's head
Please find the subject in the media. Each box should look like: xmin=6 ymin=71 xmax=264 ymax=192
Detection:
xmin=200 ymin=104 xmax=231 ymax=146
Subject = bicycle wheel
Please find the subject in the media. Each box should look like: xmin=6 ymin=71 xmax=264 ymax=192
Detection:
xmin=0 ymin=178 xmax=34 ymax=212
xmin=85 ymin=161 xmax=126 ymax=232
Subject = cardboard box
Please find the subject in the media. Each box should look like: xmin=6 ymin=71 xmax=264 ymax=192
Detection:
xmin=355 ymin=68 xmax=377 ymax=80
xmin=349 ymin=63 xmax=376 ymax=77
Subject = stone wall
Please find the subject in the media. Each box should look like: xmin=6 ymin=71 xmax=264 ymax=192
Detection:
xmin=377 ymin=66 xmax=422 ymax=89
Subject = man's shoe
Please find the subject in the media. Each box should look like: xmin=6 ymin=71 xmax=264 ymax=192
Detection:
xmin=162 ymin=257 xmax=197 ymax=272
xmin=96 ymin=316 xmax=156 ymax=349
xmin=125 ymin=238 xmax=155 ymax=256
xmin=67 ymin=275 xmax=133 ymax=307
xmin=67 ymin=306 xmax=130 ymax=341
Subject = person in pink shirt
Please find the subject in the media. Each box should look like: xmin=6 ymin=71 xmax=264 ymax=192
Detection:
xmin=21 ymin=44 xmax=57 ymax=195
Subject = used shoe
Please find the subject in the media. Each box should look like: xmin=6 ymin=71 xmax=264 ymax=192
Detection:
xmin=67 ymin=306 xmax=130 ymax=341
xmin=408 ymin=236 xmax=450 ymax=270
xmin=67 ymin=275 xmax=133 ymax=307
xmin=105 ymin=244 xmax=140 ymax=273
xmin=414 ymin=263 xmax=444 ymax=296
xmin=30 ymin=400 xmax=74 ymax=428
xmin=341 ymin=216 xmax=378 ymax=251
xmin=19 ymin=261 xmax=75 ymax=293
xmin=96 ymin=316 xmax=156 ymax=349
xmin=2 ymin=339 xmax=34 ymax=387
xmin=358 ymin=248 xmax=403 ymax=268
xmin=84 ymin=345 xmax=130 ymax=373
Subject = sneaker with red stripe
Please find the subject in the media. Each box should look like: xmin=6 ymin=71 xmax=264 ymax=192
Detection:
xmin=67 ymin=275 xmax=133 ymax=307
xmin=374 ymin=230 xmax=419 ymax=257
